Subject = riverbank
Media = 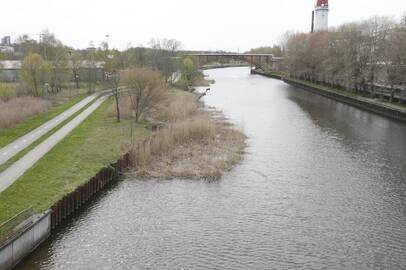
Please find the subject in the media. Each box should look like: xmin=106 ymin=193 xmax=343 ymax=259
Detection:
xmin=15 ymin=67 xmax=406 ymax=270
xmin=123 ymin=88 xmax=247 ymax=180
xmin=0 ymin=97 xmax=151 ymax=226
xmin=201 ymin=63 xmax=250 ymax=70
xmin=251 ymin=69 xmax=406 ymax=122
xmin=0 ymin=85 xmax=106 ymax=149
xmin=0 ymin=83 xmax=246 ymax=269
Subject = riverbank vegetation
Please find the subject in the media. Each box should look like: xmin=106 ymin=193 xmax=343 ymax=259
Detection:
xmin=0 ymin=32 xmax=246 ymax=230
xmin=113 ymin=67 xmax=246 ymax=180
xmin=264 ymin=13 xmax=406 ymax=105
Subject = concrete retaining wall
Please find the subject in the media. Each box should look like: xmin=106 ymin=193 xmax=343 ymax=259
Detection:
xmin=0 ymin=212 xmax=51 ymax=270
xmin=284 ymin=78 xmax=406 ymax=122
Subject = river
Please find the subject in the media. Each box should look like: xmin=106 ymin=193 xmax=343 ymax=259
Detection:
xmin=18 ymin=67 xmax=406 ymax=269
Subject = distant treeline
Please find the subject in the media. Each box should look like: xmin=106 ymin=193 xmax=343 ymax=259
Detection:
xmin=0 ymin=30 xmax=190 ymax=96
xmin=283 ymin=15 xmax=406 ymax=101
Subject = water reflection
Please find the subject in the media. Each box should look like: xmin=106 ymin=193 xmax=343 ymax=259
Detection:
xmin=18 ymin=67 xmax=406 ymax=270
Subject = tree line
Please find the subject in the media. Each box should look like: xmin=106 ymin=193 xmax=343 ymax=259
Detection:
xmin=282 ymin=14 xmax=406 ymax=102
xmin=1 ymin=30 xmax=199 ymax=97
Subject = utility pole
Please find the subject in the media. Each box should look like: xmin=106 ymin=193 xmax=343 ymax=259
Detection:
xmin=106 ymin=72 xmax=120 ymax=122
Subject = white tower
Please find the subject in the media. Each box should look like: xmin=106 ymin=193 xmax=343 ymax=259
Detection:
xmin=314 ymin=0 xmax=329 ymax=32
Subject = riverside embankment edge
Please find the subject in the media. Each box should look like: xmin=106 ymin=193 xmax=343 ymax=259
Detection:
xmin=251 ymin=69 xmax=406 ymax=123
xmin=0 ymin=153 xmax=130 ymax=270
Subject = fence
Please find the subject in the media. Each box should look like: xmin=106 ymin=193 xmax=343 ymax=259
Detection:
xmin=0 ymin=207 xmax=34 ymax=245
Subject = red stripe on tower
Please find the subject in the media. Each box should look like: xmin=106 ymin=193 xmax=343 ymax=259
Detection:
xmin=316 ymin=0 xmax=328 ymax=7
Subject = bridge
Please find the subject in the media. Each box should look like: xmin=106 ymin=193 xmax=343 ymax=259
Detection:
xmin=187 ymin=53 xmax=284 ymax=70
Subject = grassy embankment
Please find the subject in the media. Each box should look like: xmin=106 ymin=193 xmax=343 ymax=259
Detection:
xmin=0 ymin=85 xmax=104 ymax=148
xmin=256 ymin=69 xmax=406 ymax=111
xmin=0 ymin=96 xmax=99 ymax=173
xmin=0 ymin=83 xmax=246 ymax=226
xmin=0 ymin=97 xmax=151 ymax=225
xmin=0 ymin=94 xmax=86 ymax=148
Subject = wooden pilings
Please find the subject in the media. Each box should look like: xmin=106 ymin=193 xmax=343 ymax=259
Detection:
xmin=50 ymin=153 xmax=130 ymax=230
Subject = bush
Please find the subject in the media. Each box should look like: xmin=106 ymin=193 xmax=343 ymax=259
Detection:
xmin=0 ymin=84 xmax=18 ymax=102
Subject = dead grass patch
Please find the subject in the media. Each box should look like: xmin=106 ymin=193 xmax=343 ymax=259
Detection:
xmin=0 ymin=97 xmax=50 ymax=129
xmin=127 ymin=89 xmax=246 ymax=180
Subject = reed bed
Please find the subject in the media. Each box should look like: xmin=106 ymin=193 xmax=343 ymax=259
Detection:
xmin=130 ymin=115 xmax=215 ymax=167
xmin=125 ymin=89 xmax=246 ymax=180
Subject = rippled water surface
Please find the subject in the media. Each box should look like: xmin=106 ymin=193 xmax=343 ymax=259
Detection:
xmin=18 ymin=67 xmax=406 ymax=269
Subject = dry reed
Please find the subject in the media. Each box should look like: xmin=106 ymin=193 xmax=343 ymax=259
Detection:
xmin=115 ymin=87 xmax=246 ymax=180
xmin=0 ymin=97 xmax=50 ymax=129
xmin=130 ymin=115 xmax=215 ymax=169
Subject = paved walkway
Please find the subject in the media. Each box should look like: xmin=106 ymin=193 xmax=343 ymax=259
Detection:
xmin=0 ymin=95 xmax=109 ymax=193
xmin=0 ymin=93 xmax=100 ymax=166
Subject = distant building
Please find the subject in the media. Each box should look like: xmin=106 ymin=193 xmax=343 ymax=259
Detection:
xmin=1 ymin=36 xmax=11 ymax=46
xmin=0 ymin=60 xmax=21 ymax=82
xmin=0 ymin=36 xmax=14 ymax=53
xmin=0 ymin=60 xmax=105 ymax=83
xmin=312 ymin=0 xmax=329 ymax=32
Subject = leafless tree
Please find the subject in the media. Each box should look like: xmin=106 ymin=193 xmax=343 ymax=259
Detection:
xmin=148 ymin=38 xmax=181 ymax=84
xmin=282 ymin=14 xmax=405 ymax=102
xmin=120 ymin=68 xmax=166 ymax=122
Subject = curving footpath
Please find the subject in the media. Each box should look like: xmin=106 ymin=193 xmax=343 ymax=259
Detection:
xmin=0 ymin=94 xmax=110 ymax=193
xmin=0 ymin=93 xmax=101 ymax=166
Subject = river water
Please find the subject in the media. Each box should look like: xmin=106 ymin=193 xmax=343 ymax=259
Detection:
xmin=18 ymin=67 xmax=406 ymax=269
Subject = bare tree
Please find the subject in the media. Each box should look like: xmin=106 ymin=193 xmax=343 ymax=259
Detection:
xmin=148 ymin=38 xmax=181 ymax=84
xmin=120 ymin=68 xmax=166 ymax=122
xmin=280 ymin=12 xmax=406 ymax=102
xmin=69 ymin=51 xmax=82 ymax=89
xmin=385 ymin=24 xmax=406 ymax=102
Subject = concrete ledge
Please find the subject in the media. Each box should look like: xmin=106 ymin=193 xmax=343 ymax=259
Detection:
xmin=283 ymin=78 xmax=406 ymax=122
xmin=0 ymin=211 xmax=51 ymax=270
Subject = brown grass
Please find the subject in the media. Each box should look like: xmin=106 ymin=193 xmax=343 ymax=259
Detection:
xmin=0 ymin=97 xmax=50 ymax=129
xmin=127 ymin=89 xmax=246 ymax=180
xmin=192 ymin=73 xmax=214 ymax=87
xmin=107 ymin=96 xmax=133 ymax=119
xmin=130 ymin=115 xmax=215 ymax=166
xmin=153 ymin=91 xmax=198 ymax=122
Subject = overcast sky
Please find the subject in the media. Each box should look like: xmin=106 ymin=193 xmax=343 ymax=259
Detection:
xmin=2 ymin=0 xmax=405 ymax=51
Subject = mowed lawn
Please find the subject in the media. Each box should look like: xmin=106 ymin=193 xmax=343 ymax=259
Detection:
xmin=0 ymin=97 xmax=151 ymax=225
